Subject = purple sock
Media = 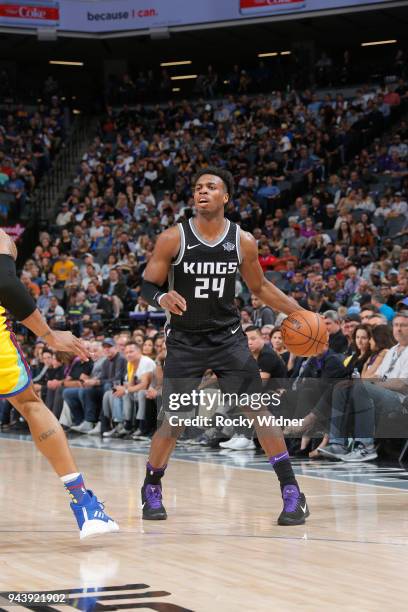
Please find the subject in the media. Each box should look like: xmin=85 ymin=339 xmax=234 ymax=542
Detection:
xmin=145 ymin=462 xmax=167 ymax=485
xmin=269 ymin=451 xmax=290 ymax=466
xmin=269 ymin=451 xmax=298 ymax=491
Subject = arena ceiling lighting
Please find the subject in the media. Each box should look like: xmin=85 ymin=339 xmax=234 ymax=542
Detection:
xmin=281 ymin=51 xmax=291 ymax=55
xmin=49 ymin=60 xmax=84 ymax=66
xmin=172 ymin=88 xmax=181 ymax=92
xmin=258 ymin=52 xmax=278 ymax=57
xmin=161 ymin=60 xmax=192 ymax=67
xmin=361 ymin=39 xmax=397 ymax=46
xmin=170 ymin=74 xmax=198 ymax=80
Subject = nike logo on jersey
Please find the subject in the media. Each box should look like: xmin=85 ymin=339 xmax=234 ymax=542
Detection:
xmin=187 ymin=244 xmax=200 ymax=250
xmin=231 ymin=325 xmax=241 ymax=334
xmin=301 ymin=504 xmax=307 ymax=514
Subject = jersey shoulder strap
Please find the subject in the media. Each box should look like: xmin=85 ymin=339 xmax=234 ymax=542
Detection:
xmin=173 ymin=223 xmax=186 ymax=266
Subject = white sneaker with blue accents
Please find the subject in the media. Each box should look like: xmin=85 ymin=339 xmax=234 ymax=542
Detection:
xmin=70 ymin=490 xmax=119 ymax=540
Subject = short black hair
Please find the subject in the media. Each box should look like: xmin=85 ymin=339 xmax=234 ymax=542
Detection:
xmin=192 ymin=166 xmax=234 ymax=202
xmin=245 ymin=325 xmax=261 ymax=334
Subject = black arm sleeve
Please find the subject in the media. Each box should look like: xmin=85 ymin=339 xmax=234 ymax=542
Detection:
xmin=0 ymin=254 xmax=37 ymax=321
xmin=141 ymin=279 xmax=167 ymax=308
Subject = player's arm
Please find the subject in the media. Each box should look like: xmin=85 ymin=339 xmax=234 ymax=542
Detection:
xmin=0 ymin=231 xmax=89 ymax=360
xmin=141 ymin=226 xmax=187 ymax=316
xmin=239 ymin=230 xmax=301 ymax=316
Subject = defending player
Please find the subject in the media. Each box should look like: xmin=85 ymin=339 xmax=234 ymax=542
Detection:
xmin=141 ymin=167 xmax=310 ymax=526
xmin=0 ymin=230 xmax=118 ymax=539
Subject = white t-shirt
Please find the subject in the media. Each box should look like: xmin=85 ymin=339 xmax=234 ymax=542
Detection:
xmin=390 ymin=200 xmax=408 ymax=216
xmin=135 ymin=356 xmax=156 ymax=381
xmin=376 ymin=344 xmax=408 ymax=401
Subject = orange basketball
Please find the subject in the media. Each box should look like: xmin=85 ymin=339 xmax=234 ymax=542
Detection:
xmin=281 ymin=310 xmax=329 ymax=357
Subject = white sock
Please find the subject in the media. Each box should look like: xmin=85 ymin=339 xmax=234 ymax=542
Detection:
xmin=60 ymin=472 xmax=81 ymax=484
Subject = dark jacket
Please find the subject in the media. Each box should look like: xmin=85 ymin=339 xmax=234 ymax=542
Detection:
xmin=101 ymin=279 xmax=128 ymax=302
xmin=329 ymin=329 xmax=348 ymax=355
xmin=100 ymin=352 xmax=127 ymax=385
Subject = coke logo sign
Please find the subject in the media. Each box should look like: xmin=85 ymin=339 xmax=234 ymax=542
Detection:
xmin=0 ymin=4 xmax=59 ymax=21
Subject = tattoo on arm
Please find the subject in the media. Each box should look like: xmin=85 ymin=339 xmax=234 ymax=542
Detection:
xmin=38 ymin=428 xmax=56 ymax=442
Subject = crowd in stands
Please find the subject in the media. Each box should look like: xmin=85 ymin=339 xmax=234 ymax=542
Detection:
xmin=0 ymin=96 xmax=66 ymax=221
xmin=1 ymin=63 xmax=408 ymax=462
xmin=106 ymin=47 xmax=407 ymax=105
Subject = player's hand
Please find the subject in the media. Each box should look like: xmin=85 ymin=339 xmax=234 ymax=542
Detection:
xmin=160 ymin=290 xmax=187 ymax=316
xmin=45 ymin=330 xmax=90 ymax=361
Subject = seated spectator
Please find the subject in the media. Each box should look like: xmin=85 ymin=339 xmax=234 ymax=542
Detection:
xmin=361 ymin=325 xmax=395 ymax=378
xmin=343 ymin=324 xmax=373 ymax=377
xmin=65 ymin=341 xmax=107 ymax=433
xmin=258 ymin=244 xmax=277 ymax=272
xmin=85 ymin=281 xmax=114 ymax=321
xmin=270 ymin=327 xmax=290 ymax=365
xmin=340 ymin=313 xmax=361 ymax=355
xmin=323 ymin=310 xmax=349 ymax=354
xmin=32 ymin=348 xmax=54 ymax=401
xmin=37 ymin=282 xmax=53 ymax=316
xmin=250 ymin=294 xmax=275 ymax=327
xmin=366 ymin=313 xmax=389 ymax=327
xmin=46 ymin=295 xmax=65 ymax=327
xmin=52 ymin=253 xmax=75 ymax=285
xmin=46 ymin=352 xmax=93 ymax=419
xmin=284 ymin=348 xmax=347 ymax=457
xmin=219 ymin=326 xmax=287 ymax=451
xmin=371 ymin=291 xmax=395 ymax=322
xmin=318 ymin=315 xmax=405 ymax=462
xmin=101 ymin=268 xmax=128 ymax=318
xmin=102 ymin=340 xmax=155 ymax=438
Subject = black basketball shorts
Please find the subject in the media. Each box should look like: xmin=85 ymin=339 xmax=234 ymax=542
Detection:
xmin=160 ymin=324 xmax=263 ymax=422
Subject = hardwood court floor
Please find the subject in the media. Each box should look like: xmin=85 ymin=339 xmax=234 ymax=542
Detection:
xmin=0 ymin=438 xmax=408 ymax=612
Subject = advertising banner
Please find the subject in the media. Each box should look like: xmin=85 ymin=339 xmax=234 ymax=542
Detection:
xmin=0 ymin=1 xmax=59 ymax=27
xmin=0 ymin=0 xmax=396 ymax=33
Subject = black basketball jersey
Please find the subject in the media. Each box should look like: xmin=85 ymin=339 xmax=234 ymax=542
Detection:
xmin=168 ymin=218 xmax=242 ymax=332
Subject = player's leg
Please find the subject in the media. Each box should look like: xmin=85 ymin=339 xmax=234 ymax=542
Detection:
xmin=142 ymin=329 xmax=207 ymax=520
xmin=9 ymin=383 xmax=119 ymax=538
xmin=214 ymin=328 xmax=309 ymax=526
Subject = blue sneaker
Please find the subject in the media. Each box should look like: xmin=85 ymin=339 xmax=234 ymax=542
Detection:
xmin=70 ymin=490 xmax=119 ymax=540
xmin=141 ymin=484 xmax=167 ymax=520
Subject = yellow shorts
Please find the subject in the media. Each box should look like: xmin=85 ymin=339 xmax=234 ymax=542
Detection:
xmin=0 ymin=329 xmax=31 ymax=398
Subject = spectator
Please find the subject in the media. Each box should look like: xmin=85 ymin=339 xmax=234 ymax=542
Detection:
xmin=321 ymin=314 xmax=407 ymax=462
xmin=323 ymin=310 xmax=349 ymax=354
xmin=270 ymin=327 xmax=290 ymax=366
xmin=220 ymin=326 xmax=287 ymax=451
xmin=250 ymin=295 xmax=275 ymax=327
xmin=371 ymin=292 xmax=395 ymax=322
xmin=66 ymin=341 xmax=107 ymax=434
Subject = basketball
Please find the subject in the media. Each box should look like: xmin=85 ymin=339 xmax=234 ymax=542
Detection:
xmin=281 ymin=310 xmax=329 ymax=357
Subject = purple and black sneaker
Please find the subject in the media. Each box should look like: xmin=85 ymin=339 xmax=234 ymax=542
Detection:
xmin=277 ymin=485 xmax=310 ymax=526
xmin=141 ymin=483 xmax=167 ymax=520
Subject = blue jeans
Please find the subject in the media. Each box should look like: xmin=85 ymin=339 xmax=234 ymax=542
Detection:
xmin=81 ymin=386 xmax=103 ymax=423
xmin=62 ymin=388 xmax=85 ymax=425
xmin=329 ymin=380 xmax=402 ymax=446
xmin=102 ymin=389 xmax=123 ymax=422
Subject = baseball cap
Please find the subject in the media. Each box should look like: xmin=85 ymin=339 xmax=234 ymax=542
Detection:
xmin=102 ymin=338 xmax=115 ymax=347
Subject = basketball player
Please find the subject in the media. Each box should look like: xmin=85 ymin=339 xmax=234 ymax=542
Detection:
xmin=141 ymin=167 xmax=310 ymax=526
xmin=0 ymin=230 xmax=118 ymax=539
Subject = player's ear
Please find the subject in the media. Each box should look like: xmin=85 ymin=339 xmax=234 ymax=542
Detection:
xmin=223 ymin=193 xmax=229 ymax=205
